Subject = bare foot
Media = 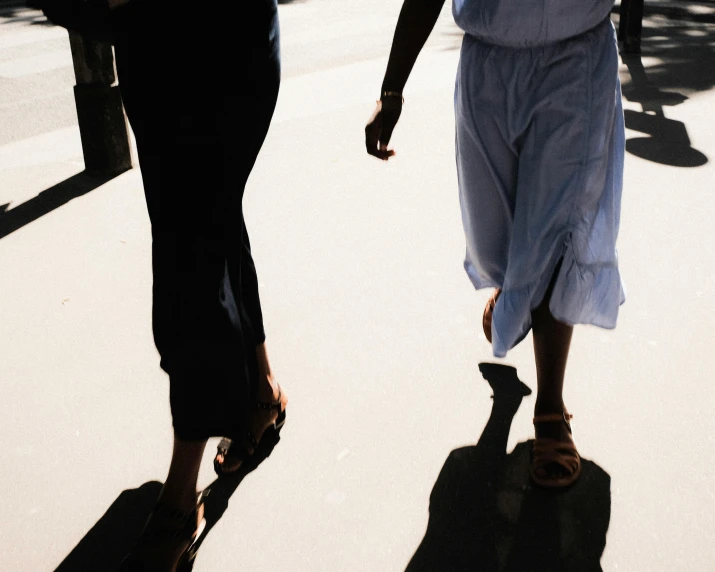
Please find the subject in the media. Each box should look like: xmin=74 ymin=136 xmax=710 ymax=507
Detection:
xmin=532 ymin=409 xmax=578 ymax=482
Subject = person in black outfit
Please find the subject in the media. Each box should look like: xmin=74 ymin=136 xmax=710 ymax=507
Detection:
xmin=33 ymin=0 xmax=288 ymax=569
xmin=618 ymin=0 xmax=644 ymax=54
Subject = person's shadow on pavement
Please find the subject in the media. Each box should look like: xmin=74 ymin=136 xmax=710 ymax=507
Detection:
xmin=405 ymin=363 xmax=611 ymax=572
xmin=53 ymin=431 xmax=282 ymax=572
xmin=621 ymin=53 xmax=708 ymax=168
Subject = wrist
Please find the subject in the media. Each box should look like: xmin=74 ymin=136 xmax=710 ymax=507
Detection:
xmin=380 ymin=90 xmax=404 ymax=103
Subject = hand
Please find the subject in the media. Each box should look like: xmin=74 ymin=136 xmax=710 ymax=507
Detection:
xmin=365 ymin=96 xmax=402 ymax=161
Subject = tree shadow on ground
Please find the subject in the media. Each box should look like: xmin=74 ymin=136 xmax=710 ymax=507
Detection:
xmin=0 ymin=170 xmax=126 ymax=240
xmin=0 ymin=0 xmax=53 ymax=26
xmin=438 ymin=2 xmax=714 ymax=167
xmin=53 ymin=431 xmax=282 ymax=572
xmin=406 ymin=363 xmax=611 ymax=572
xmin=616 ymin=0 xmax=715 ymax=166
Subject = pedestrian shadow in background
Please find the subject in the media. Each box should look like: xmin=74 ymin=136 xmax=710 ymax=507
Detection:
xmin=54 ymin=432 xmax=282 ymax=572
xmin=617 ymin=0 xmax=713 ymax=167
xmin=0 ymin=171 xmax=119 ymax=240
xmin=405 ymin=363 xmax=611 ymax=572
xmin=621 ymin=53 xmax=708 ymax=167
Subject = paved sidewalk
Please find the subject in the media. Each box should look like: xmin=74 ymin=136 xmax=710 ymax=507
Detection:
xmin=1 ymin=2 xmax=714 ymax=571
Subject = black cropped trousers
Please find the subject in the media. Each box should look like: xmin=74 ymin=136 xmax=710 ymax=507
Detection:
xmin=113 ymin=1 xmax=281 ymax=440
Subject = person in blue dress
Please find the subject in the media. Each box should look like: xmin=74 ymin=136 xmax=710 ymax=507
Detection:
xmin=367 ymin=0 xmax=625 ymax=488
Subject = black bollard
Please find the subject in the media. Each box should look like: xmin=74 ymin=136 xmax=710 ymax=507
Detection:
xmin=68 ymin=32 xmax=132 ymax=175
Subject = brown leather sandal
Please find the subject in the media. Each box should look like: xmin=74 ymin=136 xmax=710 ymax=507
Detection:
xmin=530 ymin=410 xmax=582 ymax=488
xmin=213 ymin=386 xmax=287 ymax=477
xmin=482 ymin=288 xmax=501 ymax=343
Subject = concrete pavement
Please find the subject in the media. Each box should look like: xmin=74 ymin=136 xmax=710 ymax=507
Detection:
xmin=1 ymin=1 xmax=714 ymax=571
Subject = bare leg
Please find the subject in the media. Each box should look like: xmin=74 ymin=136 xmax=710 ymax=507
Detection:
xmin=255 ymin=342 xmax=282 ymax=404
xmin=528 ymin=263 xmax=584 ymax=487
xmin=159 ymin=437 xmax=207 ymax=511
xmin=532 ymin=271 xmax=574 ymax=445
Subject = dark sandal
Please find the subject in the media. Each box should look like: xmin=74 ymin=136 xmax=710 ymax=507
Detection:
xmin=213 ymin=386 xmax=287 ymax=477
xmin=175 ymin=491 xmax=209 ymax=572
xmin=119 ymin=494 xmax=206 ymax=572
xmin=482 ymin=288 xmax=501 ymax=344
xmin=530 ymin=410 xmax=582 ymax=488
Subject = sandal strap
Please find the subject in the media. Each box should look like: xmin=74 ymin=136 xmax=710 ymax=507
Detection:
xmin=153 ymin=501 xmax=195 ymax=523
xmin=532 ymin=438 xmax=581 ymax=474
xmin=216 ymin=437 xmax=232 ymax=456
xmin=532 ymin=439 xmax=579 ymax=455
xmin=142 ymin=500 xmax=202 ymax=541
xmin=246 ymin=429 xmax=259 ymax=449
xmin=255 ymin=386 xmax=282 ymax=411
xmin=217 ymin=427 xmax=259 ymax=467
xmin=533 ymin=411 xmax=573 ymax=424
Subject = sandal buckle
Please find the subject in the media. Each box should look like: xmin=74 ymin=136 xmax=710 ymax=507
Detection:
xmin=217 ymin=438 xmax=232 ymax=455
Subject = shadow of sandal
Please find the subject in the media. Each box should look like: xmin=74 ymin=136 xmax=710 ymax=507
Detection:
xmin=405 ymin=363 xmax=611 ymax=572
xmin=178 ymin=427 xmax=283 ymax=571
xmin=52 ymin=431 xmax=282 ymax=572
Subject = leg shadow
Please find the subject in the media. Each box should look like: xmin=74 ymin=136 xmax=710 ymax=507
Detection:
xmin=405 ymin=363 xmax=611 ymax=572
xmin=53 ymin=432 xmax=282 ymax=572
xmin=53 ymin=481 xmax=163 ymax=572
xmin=0 ymin=170 xmax=122 ymax=240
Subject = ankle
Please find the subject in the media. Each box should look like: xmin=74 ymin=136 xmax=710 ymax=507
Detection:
xmin=255 ymin=343 xmax=272 ymax=375
xmin=158 ymin=487 xmax=199 ymax=512
xmin=534 ymin=399 xmax=565 ymax=416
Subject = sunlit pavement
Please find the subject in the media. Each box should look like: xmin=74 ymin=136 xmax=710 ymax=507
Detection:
xmin=1 ymin=1 xmax=714 ymax=570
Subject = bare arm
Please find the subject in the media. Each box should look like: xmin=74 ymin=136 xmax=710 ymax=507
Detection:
xmin=382 ymin=0 xmax=446 ymax=93
xmin=366 ymin=0 xmax=446 ymax=160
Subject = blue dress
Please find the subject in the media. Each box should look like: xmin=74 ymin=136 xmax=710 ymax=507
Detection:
xmin=453 ymin=2 xmax=625 ymax=357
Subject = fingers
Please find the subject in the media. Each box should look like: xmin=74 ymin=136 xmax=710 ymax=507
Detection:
xmin=365 ymin=100 xmax=400 ymax=161
xmin=365 ymin=121 xmax=394 ymax=161
xmin=379 ymin=143 xmax=396 ymax=159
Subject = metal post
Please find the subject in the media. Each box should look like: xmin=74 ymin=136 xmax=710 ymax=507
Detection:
xmin=68 ymin=32 xmax=132 ymax=174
